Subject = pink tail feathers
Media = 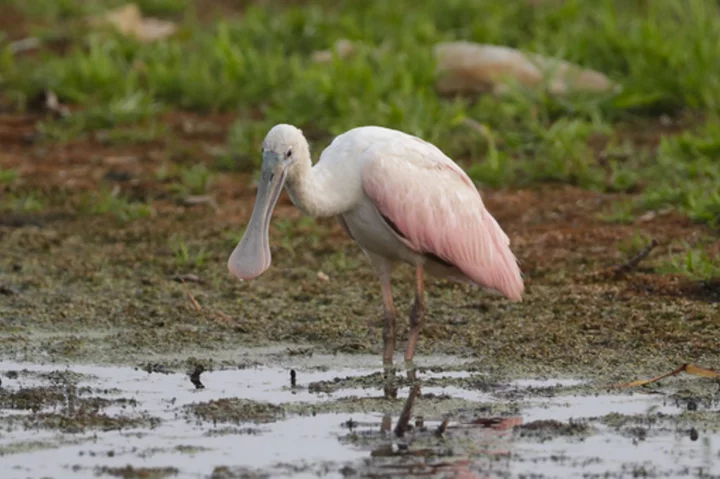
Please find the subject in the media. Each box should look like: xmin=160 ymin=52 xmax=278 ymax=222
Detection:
xmin=473 ymin=209 xmax=524 ymax=302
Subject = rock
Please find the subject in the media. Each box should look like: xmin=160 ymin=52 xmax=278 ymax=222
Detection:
xmin=311 ymin=39 xmax=356 ymax=63
xmin=434 ymin=41 xmax=621 ymax=97
xmin=88 ymin=3 xmax=177 ymax=43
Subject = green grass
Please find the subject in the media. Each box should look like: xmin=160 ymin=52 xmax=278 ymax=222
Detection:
xmin=659 ymin=242 xmax=720 ymax=281
xmin=1 ymin=0 xmax=718 ymax=225
xmin=616 ymin=231 xmax=656 ymax=258
xmin=177 ymin=163 xmax=212 ymax=195
xmin=9 ymin=0 xmax=189 ymax=20
xmin=169 ymin=234 xmax=209 ymax=267
xmin=79 ymin=188 xmax=155 ymax=222
xmin=274 ymin=216 xmax=323 ymax=257
xmin=0 ymin=168 xmax=19 ymax=186
xmin=156 ymin=163 xmax=214 ymax=198
xmin=2 ymin=191 xmax=48 ymax=213
xmin=597 ymin=119 xmax=720 ymax=226
xmin=34 ymin=91 xmax=163 ymax=141
xmin=93 ymin=120 xmax=167 ymax=144
xmin=637 ymin=124 xmax=720 ymax=225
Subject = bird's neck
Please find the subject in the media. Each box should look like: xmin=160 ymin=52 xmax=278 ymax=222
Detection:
xmin=285 ymin=156 xmax=343 ymax=218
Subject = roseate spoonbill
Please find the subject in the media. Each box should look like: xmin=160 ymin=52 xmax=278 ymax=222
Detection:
xmin=228 ymin=124 xmax=524 ymax=364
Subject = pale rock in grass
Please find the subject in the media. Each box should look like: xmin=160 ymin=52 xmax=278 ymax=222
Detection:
xmin=311 ymin=39 xmax=356 ymax=63
xmin=434 ymin=41 xmax=621 ymax=97
xmin=88 ymin=3 xmax=177 ymax=43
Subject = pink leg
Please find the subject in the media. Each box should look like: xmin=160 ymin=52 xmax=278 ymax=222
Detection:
xmin=404 ymin=265 xmax=426 ymax=363
xmin=380 ymin=276 xmax=398 ymax=365
xmin=366 ymin=251 xmax=398 ymax=365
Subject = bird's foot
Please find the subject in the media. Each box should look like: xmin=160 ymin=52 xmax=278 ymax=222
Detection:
xmin=403 ymin=359 xmax=418 ymax=375
xmin=382 ymin=363 xmax=398 ymax=399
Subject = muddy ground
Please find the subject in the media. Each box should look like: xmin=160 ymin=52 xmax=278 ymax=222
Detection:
xmin=1 ymin=107 xmax=719 ymax=478
xmin=1 ymin=349 xmax=719 ymax=479
xmin=1 ymin=2 xmax=720 ymax=472
xmin=1 ymin=109 xmax=719 ymax=371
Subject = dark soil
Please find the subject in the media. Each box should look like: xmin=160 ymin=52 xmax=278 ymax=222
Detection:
xmin=1 ymin=105 xmax=719 ymax=383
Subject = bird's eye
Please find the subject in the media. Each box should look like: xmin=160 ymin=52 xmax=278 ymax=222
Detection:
xmin=285 ymin=148 xmax=293 ymax=159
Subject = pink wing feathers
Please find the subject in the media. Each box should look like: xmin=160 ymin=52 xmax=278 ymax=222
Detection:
xmin=361 ymin=138 xmax=524 ymax=302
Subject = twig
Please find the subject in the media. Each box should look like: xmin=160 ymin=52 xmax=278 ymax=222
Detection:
xmin=212 ymin=310 xmax=233 ymax=324
xmin=181 ymin=279 xmax=202 ymax=312
xmin=179 ymin=278 xmax=234 ymax=324
xmin=611 ymin=238 xmax=658 ymax=278
xmin=611 ymin=363 xmax=720 ymax=389
xmin=172 ymin=274 xmax=205 ymax=284
xmin=435 ymin=418 xmax=450 ymax=437
xmin=189 ymin=364 xmax=205 ymax=389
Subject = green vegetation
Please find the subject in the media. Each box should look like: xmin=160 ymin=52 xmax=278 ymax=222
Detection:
xmin=274 ymin=216 xmax=322 ymax=256
xmin=156 ymin=162 xmax=214 ymax=199
xmin=638 ymin=126 xmax=720 ymax=226
xmin=79 ymin=188 xmax=155 ymax=222
xmin=616 ymin=231 xmax=655 ymax=257
xmin=0 ymin=0 xmax=716 ymax=266
xmin=36 ymin=92 xmax=163 ymax=141
xmin=2 ymin=0 xmax=717 ymax=224
xmin=0 ymin=168 xmax=19 ymax=186
xmin=169 ymin=234 xmax=209 ymax=267
xmin=660 ymin=242 xmax=720 ymax=281
xmin=1 ymin=7 xmax=719 ymax=468
xmin=175 ymin=163 xmax=212 ymax=196
xmin=10 ymin=0 xmax=189 ymax=21
xmin=2 ymin=191 xmax=48 ymax=213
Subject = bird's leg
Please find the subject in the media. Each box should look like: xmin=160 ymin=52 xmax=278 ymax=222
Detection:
xmin=380 ymin=276 xmax=398 ymax=365
xmin=404 ymin=265 xmax=426 ymax=364
xmin=365 ymin=251 xmax=397 ymax=394
xmin=380 ymin=276 xmax=399 ymax=398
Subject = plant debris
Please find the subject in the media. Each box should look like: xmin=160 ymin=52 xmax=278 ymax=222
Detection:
xmin=187 ymin=398 xmax=284 ymax=424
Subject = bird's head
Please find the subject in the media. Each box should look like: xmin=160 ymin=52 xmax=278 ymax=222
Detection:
xmin=260 ymin=123 xmax=306 ymax=171
xmin=227 ymin=124 xmax=307 ymax=281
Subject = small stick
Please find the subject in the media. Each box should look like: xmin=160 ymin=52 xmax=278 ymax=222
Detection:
xmin=611 ymin=238 xmax=658 ymax=278
xmin=611 ymin=363 xmax=720 ymax=389
xmin=172 ymin=274 xmax=205 ymax=284
xmin=435 ymin=418 xmax=450 ymax=437
xmin=181 ymin=279 xmax=202 ymax=312
xmin=213 ymin=310 xmax=233 ymax=324
xmin=189 ymin=364 xmax=205 ymax=389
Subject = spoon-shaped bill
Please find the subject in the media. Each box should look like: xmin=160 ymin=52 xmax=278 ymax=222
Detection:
xmin=227 ymin=166 xmax=287 ymax=280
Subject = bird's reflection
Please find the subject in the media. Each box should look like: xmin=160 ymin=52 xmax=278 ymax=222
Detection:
xmin=364 ymin=364 xmax=522 ymax=479
xmin=382 ymin=363 xmax=399 ymax=400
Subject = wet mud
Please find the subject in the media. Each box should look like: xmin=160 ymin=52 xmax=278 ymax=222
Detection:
xmin=0 ymin=350 xmax=719 ymax=478
xmin=1 ymin=76 xmax=720 ymax=478
xmin=2 ymin=179 xmax=719 ymax=478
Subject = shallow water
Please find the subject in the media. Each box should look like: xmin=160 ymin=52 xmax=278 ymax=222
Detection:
xmin=0 ymin=353 xmax=718 ymax=479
